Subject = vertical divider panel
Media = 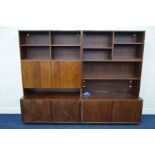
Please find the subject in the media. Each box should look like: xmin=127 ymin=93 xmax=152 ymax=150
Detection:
xmin=137 ymin=32 xmax=145 ymax=96
xmin=80 ymin=31 xmax=84 ymax=121
xmin=80 ymin=31 xmax=84 ymax=99
xmin=111 ymin=31 xmax=115 ymax=60
xmin=49 ymin=31 xmax=52 ymax=60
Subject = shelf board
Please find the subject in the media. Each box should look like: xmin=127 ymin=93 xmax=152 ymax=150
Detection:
xmin=51 ymin=44 xmax=80 ymax=47
xmin=111 ymin=59 xmax=142 ymax=62
xmin=21 ymin=58 xmax=52 ymax=61
xmin=21 ymin=59 xmax=51 ymax=61
xmin=114 ymin=43 xmax=144 ymax=45
xmin=82 ymin=92 xmax=138 ymax=99
xmin=83 ymin=77 xmax=140 ymax=80
xmin=21 ymin=60 xmax=81 ymax=62
xmin=24 ymin=93 xmax=80 ymax=99
xmin=83 ymin=59 xmax=142 ymax=62
xmin=83 ymin=47 xmax=112 ymax=50
xmin=20 ymin=44 xmax=50 ymax=47
xmin=83 ymin=60 xmax=111 ymax=62
xmin=52 ymin=59 xmax=80 ymax=61
xmin=20 ymin=44 xmax=81 ymax=47
xmin=24 ymin=89 xmax=80 ymax=99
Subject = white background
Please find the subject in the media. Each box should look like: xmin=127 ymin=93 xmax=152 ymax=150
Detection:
xmin=0 ymin=26 xmax=155 ymax=114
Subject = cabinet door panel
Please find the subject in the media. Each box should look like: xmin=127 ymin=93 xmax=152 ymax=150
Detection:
xmin=52 ymin=99 xmax=80 ymax=122
xmin=21 ymin=99 xmax=51 ymax=122
xmin=52 ymin=61 xmax=81 ymax=88
xmin=112 ymin=100 xmax=143 ymax=123
xmin=22 ymin=61 xmax=51 ymax=88
xmin=82 ymin=100 xmax=112 ymax=122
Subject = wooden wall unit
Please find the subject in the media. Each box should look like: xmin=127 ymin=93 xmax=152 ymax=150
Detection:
xmin=19 ymin=30 xmax=145 ymax=123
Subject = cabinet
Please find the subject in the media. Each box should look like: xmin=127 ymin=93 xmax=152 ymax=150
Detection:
xmin=22 ymin=61 xmax=51 ymax=88
xmin=112 ymin=100 xmax=143 ymax=122
xmin=52 ymin=61 xmax=81 ymax=88
xmin=19 ymin=30 xmax=145 ymax=123
xmin=22 ymin=61 xmax=81 ymax=88
xmin=21 ymin=99 xmax=51 ymax=122
xmin=52 ymin=99 xmax=80 ymax=122
xmin=82 ymin=99 xmax=143 ymax=123
xmin=82 ymin=100 xmax=112 ymax=122
xmin=21 ymin=99 xmax=80 ymax=123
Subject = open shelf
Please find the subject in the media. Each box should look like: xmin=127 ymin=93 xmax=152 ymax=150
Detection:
xmin=114 ymin=43 xmax=144 ymax=45
xmin=83 ymin=77 xmax=140 ymax=80
xmin=113 ymin=44 xmax=143 ymax=60
xmin=52 ymin=46 xmax=80 ymax=60
xmin=83 ymin=47 xmax=112 ymax=50
xmin=21 ymin=46 xmax=50 ymax=60
xmin=114 ymin=32 xmax=144 ymax=44
xmin=24 ymin=89 xmax=80 ymax=99
xmin=83 ymin=31 xmax=113 ymax=48
xmin=20 ymin=31 xmax=50 ymax=45
xmin=20 ymin=45 xmax=50 ymax=47
xmin=83 ymin=48 xmax=111 ymax=61
xmin=51 ymin=44 xmax=80 ymax=47
xmin=83 ymin=62 xmax=141 ymax=79
xmin=82 ymin=80 xmax=139 ymax=99
xmin=83 ymin=59 xmax=141 ymax=63
xmin=51 ymin=31 xmax=80 ymax=45
xmin=83 ymin=59 xmax=142 ymax=62
xmin=83 ymin=91 xmax=138 ymax=99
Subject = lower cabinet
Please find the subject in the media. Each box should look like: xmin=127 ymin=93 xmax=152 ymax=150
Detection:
xmin=21 ymin=99 xmax=80 ymax=123
xmin=82 ymin=100 xmax=113 ymax=122
xmin=21 ymin=99 xmax=51 ymax=123
xmin=82 ymin=99 xmax=143 ymax=123
xmin=112 ymin=100 xmax=143 ymax=123
xmin=21 ymin=98 xmax=143 ymax=123
xmin=52 ymin=99 xmax=80 ymax=122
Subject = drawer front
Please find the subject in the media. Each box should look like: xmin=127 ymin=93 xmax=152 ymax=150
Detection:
xmin=82 ymin=100 xmax=112 ymax=122
xmin=112 ymin=100 xmax=143 ymax=123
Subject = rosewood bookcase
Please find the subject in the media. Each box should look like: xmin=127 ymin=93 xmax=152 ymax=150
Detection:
xmin=19 ymin=30 xmax=145 ymax=123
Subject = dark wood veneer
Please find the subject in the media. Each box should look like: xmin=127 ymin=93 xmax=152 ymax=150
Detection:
xmin=21 ymin=99 xmax=51 ymax=122
xmin=52 ymin=99 xmax=80 ymax=122
xmin=19 ymin=30 xmax=145 ymax=123
xmin=112 ymin=99 xmax=143 ymax=122
xmin=82 ymin=100 xmax=112 ymax=122
xmin=21 ymin=61 xmax=52 ymax=88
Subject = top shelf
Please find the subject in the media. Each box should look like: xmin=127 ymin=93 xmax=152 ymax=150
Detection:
xmin=20 ymin=43 xmax=144 ymax=47
xmin=114 ymin=32 xmax=144 ymax=44
xmin=19 ymin=31 xmax=145 ymax=61
xmin=83 ymin=32 xmax=113 ymax=48
xmin=51 ymin=31 xmax=80 ymax=45
xmin=20 ymin=31 xmax=50 ymax=45
xmin=19 ymin=31 xmax=145 ymax=46
xmin=19 ymin=31 xmax=81 ymax=46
